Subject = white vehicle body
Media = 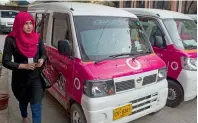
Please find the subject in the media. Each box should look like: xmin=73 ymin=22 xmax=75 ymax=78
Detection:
xmin=28 ymin=3 xmax=168 ymax=123
xmin=0 ymin=10 xmax=19 ymax=32
xmin=123 ymin=8 xmax=197 ymax=107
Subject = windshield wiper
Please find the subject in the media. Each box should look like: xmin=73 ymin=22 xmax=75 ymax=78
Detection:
xmin=94 ymin=50 xmax=152 ymax=64
xmin=95 ymin=53 xmax=139 ymax=64
xmin=185 ymin=45 xmax=197 ymax=50
xmin=138 ymin=50 xmax=152 ymax=54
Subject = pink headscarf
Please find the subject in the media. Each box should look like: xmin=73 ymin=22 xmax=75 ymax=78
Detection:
xmin=6 ymin=12 xmax=40 ymax=58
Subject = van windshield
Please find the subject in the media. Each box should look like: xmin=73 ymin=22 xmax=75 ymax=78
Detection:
xmin=164 ymin=19 xmax=197 ymax=50
xmin=1 ymin=11 xmax=18 ymax=18
xmin=74 ymin=16 xmax=152 ymax=61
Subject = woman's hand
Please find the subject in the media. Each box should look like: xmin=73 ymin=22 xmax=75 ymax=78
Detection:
xmin=19 ymin=63 xmax=36 ymax=70
xmin=36 ymin=58 xmax=44 ymax=68
xmin=18 ymin=58 xmax=44 ymax=70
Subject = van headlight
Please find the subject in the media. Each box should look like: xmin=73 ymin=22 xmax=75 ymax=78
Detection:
xmin=84 ymin=79 xmax=115 ymax=98
xmin=157 ymin=68 xmax=167 ymax=82
xmin=181 ymin=57 xmax=197 ymax=71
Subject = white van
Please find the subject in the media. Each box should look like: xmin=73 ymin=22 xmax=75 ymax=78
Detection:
xmin=0 ymin=10 xmax=19 ymax=33
xmin=185 ymin=14 xmax=197 ymax=24
xmin=28 ymin=2 xmax=168 ymax=123
xmin=123 ymin=8 xmax=197 ymax=107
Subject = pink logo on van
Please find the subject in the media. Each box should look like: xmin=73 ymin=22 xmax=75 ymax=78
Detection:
xmin=126 ymin=58 xmax=141 ymax=70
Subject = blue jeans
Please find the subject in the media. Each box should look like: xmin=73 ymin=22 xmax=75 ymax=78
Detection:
xmin=19 ymin=102 xmax=42 ymax=123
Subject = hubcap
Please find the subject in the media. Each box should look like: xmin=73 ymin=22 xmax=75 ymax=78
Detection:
xmin=168 ymin=88 xmax=177 ymax=101
xmin=73 ymin=110 xmax=82 ymax=123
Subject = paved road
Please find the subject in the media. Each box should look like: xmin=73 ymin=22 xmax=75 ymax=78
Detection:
xmin=0 ymin=34 xmax=197 ymax=123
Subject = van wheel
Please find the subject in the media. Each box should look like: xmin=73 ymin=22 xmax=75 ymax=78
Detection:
xmin=166 ymin=80 xmax=184 ymax=108
xmin=70 ymin=103 xmax=87 ymax=123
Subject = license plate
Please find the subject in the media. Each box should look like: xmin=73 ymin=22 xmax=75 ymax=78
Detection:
xmin=113 ymin=104 xmax=132 ymax=121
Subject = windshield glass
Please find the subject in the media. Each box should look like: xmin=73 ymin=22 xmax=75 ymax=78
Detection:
xmin=74 ymin=16 xmax=152 ymax=61
xmin=164 ymin=19 xmax=197 ymax=50
xmin=1 ymin=11 xmax=18 ymax=18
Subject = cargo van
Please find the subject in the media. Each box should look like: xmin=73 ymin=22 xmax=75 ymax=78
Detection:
xmin=0 ymin=10 xmax=19 ymax=33
xmin=124 ymin=8 xmax=197 ymax=107
xmin=28 ymin=3 xmax=168 ymax=123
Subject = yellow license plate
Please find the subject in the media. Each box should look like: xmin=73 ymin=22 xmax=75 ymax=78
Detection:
xmin=113 ymin=104 xmax=132 ymax=121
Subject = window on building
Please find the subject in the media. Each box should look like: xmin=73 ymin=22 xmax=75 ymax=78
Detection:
xmin=124 ymin=1 xmax=132 ymax=8
xmin=112 ymin=1 xmax=119 ymax=8
xmin=138 ymin=1 xmax=145 ymax=8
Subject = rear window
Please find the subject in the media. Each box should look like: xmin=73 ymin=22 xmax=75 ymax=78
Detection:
xmin=1 ymin=11 xmax=18 ymax=18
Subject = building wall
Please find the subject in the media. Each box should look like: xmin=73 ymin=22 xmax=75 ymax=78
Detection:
xmin=0 ymin=5 xmax=27 ymax=11
xmin=117 ymin=0 xmax=196 ymax=14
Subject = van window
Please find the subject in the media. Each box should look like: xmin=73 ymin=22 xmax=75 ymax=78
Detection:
xmin=35 ymin=13 xmax=50 ymax=42
xmin=139 ymin=18 xmax=165 ymax=47
xmin=1 ymin=11 xmax=18 ymax=18
xmin=164 ymin=19 xmax=197 ymax=50
xmin=52 ymin=15 xmax=72 ymax=48
xmin=35 ymin=14 xmax=43 ymax=33
xmin=74 ymin=16 xmax=152 ymax=61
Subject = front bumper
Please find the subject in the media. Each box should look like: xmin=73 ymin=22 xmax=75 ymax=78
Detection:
xmin=81 ymin=79 xmax=168 ymax=123
xmin=0 ymin=25 xmax=12 ymax=32
xmin=177 ymin=70 xmax=197 ymax=101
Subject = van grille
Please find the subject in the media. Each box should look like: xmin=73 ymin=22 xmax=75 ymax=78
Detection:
xmin=142 ymin=74 xmax=157 ymax=86
xmin=7 ymin=22 xmax=13 ymax=25
xmin=115 ymin=74 xmax=157 ymax=92
xmin=115 ymin=80 xmax=135 ymax=92
xmin=129 ymin=93 xmax=158 ymax=115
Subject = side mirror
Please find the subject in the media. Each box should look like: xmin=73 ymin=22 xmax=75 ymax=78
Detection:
xmin=155 ymin=36 xmax=165 ymax=48
xmin=58 ymin=40 xmax=71 ymax=56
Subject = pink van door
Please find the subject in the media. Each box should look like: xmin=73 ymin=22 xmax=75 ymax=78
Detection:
xmin=46 ymin=12 xmax=75 ymax=106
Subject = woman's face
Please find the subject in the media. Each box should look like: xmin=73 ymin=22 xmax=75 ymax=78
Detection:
xmin=23 ymin=20 xmax=33 ymax=34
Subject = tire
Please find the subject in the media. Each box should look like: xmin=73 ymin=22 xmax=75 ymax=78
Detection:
xmin=70 ymin=103 xmax=87 ymax=123
xmin=166 ymin=80 xmax=184 ymax=108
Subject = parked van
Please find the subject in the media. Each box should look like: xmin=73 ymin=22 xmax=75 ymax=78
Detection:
xmin=28 ymin=2 xmax=168 ymax=123
xmin=185 ymin=14 xmax=197 ymax=24
xmin=0 ymin=10 xmax=19 ymax=33
xmin=123 ymin=8 xmax=197 ymax=107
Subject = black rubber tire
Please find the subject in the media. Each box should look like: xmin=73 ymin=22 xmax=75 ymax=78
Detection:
xmin=70 ymin=103 xmax=87 ymax=123
xmin=166 ymin=79 xmax=184 ymax=108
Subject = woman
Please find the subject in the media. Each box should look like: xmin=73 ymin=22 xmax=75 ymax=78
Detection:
xmin=2 ymin=12 xmax=46 ymax=123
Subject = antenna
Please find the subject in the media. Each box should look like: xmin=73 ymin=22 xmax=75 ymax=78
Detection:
xmin=70 ymin=1 xmax=74 ymax=11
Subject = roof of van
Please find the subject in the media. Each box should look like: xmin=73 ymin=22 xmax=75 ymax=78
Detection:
xmin=0 ymin=10 xmax=19 ymax=12
xmin=122 ymin=8 xmax=192 ymax=20
xmin=185 ymin=14 xmax=197 ymax=20
xmin=28 ymin=2 xmax=137 ymax=18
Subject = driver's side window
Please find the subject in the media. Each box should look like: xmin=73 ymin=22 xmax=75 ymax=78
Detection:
xmin=51 ymin=13 xmax=73 ymax=50
xmin=139 ymin=18 xmax=166 ymax=48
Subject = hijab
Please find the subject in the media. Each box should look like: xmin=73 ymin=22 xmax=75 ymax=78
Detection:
xmin=6 ymin=12 xmax=40 ymax=58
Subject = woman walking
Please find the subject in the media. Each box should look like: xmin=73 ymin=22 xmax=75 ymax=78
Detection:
xmin=2 ymin=12 xmax=46 ymax=123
